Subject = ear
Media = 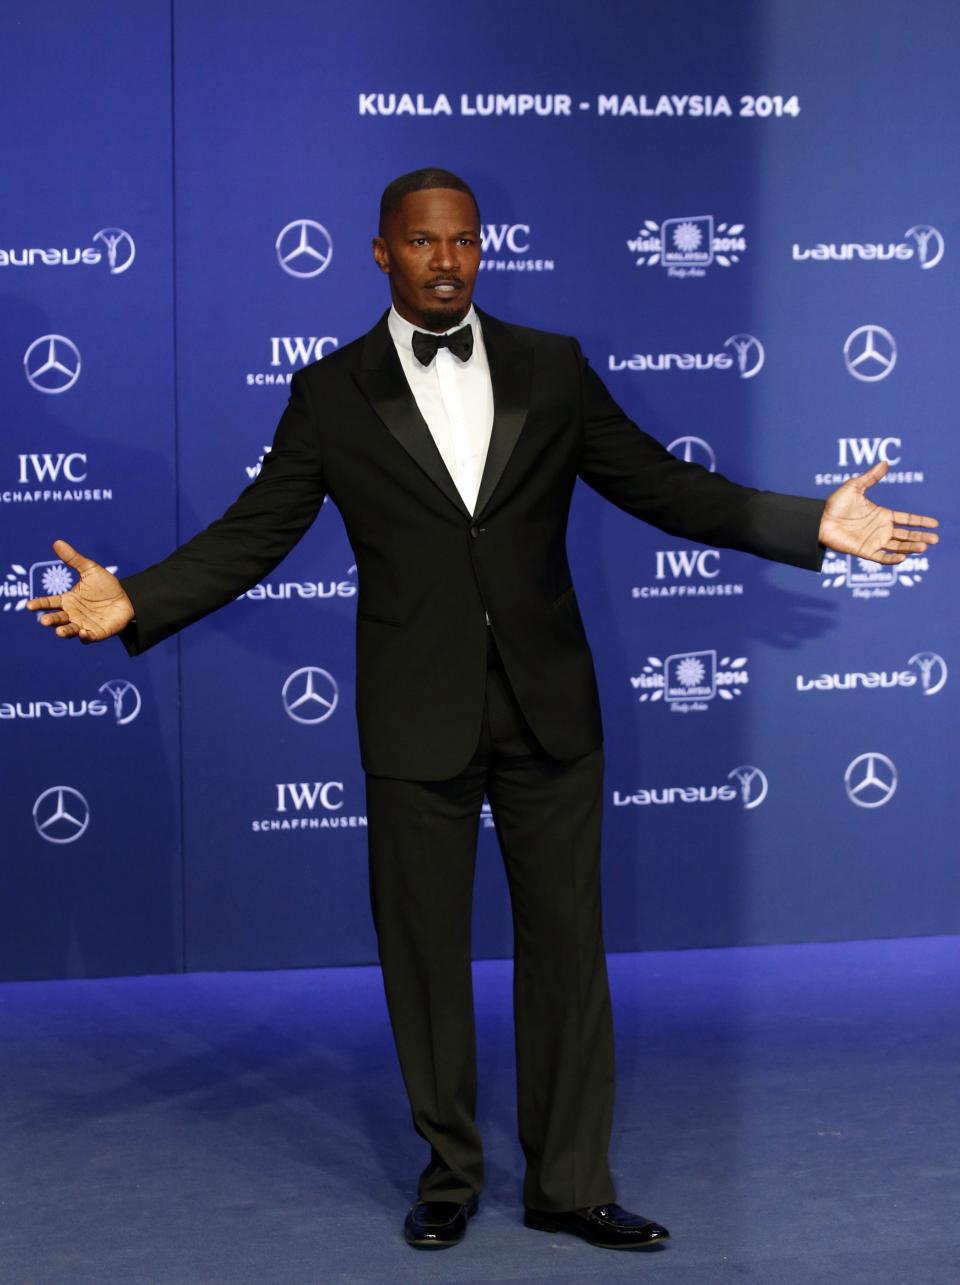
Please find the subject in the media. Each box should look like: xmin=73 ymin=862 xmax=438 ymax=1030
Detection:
xmin=372 ymin=236 xmax=390 ymax=275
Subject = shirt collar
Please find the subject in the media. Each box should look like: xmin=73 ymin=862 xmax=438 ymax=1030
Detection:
xmin=388 ymin=304 xmax=480 ymax=355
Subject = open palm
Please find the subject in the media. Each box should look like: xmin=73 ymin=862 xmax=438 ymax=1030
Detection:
xmin=27 ymin=540 xmax=134 ymax=643
xmin=819 ymin=460 xmax=940 ymax=563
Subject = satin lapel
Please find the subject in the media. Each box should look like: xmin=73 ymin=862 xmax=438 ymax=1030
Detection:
xmin=473 ymin=309 xmax=533 ymax=519
xmin=352 ymin=312 xmax=470 ymax=518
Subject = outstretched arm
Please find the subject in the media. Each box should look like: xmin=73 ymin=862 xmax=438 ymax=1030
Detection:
xmin=577 ymin=355 xmax=825 ymax=569
xmin=27 ymin=370 xmax=326 ymax=652
xmin=577 ymin=352 xmax=940 ymax=569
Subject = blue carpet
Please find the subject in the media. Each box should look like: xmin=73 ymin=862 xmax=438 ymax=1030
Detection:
xmin=2 ymin=938 xmax=959 ymax=1283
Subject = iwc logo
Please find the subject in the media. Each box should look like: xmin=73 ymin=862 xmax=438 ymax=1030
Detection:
xmin=813 ymin=437 xmax=923 ymax=488
xmin=5 ymin=452 xmax=114 ymax=506
xmin=631 ymin=547 xmax=744 ymax=601
xmin=251 ymin=781 xmax=367 ymax=834
xmin=246 ymin=335 xmax=339 ymax=386
xmin=478 ymin=223 xmax=554 ymax=273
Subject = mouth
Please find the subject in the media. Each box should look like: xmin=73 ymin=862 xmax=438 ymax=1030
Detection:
xmin=424 ymin=279 xmax=464 ymax=299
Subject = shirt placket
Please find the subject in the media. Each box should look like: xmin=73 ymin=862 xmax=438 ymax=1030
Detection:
xmin=435 ymin=349 xmax=475 ymax=513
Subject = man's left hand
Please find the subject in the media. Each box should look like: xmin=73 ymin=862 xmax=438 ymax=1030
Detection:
xmin=819 ymin=460 xmax=940 ymax=564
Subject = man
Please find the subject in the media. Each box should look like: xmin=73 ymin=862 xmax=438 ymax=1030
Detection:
xmin=29 ymin=168 xmax=940 ymax=1253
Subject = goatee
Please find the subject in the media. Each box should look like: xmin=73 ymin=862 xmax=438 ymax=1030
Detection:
xmin=417 ymin=305 xmax=469 ymax=333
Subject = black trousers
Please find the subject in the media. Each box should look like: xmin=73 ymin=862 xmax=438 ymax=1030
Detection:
xmin=365 ymin=633 xmax=616 ymax=1212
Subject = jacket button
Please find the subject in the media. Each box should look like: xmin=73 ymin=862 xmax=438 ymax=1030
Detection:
xmin=470 ymin=526 xmax=479 ymax=538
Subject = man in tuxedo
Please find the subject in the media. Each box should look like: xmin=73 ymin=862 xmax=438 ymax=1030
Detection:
xmin=29 ymin=168 xmax=939 ymax=1253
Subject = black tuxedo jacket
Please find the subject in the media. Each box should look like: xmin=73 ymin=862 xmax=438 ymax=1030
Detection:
xmin=121 ymin=308 xmax=825 ymax=779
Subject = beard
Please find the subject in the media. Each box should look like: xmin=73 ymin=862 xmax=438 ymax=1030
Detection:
xmin=416 ymin=302 xmax=469 ymax=333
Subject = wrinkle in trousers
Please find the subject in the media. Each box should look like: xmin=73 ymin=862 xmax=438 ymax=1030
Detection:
xmin=365 ymin=634 xmax=616 ymax=1211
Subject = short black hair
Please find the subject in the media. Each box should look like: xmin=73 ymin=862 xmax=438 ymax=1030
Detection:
xmin=378 ymin=168 xmax=480 ymax=233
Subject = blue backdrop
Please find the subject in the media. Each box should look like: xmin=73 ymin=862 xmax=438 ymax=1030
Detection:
xmin=3 ymin=0 xmax=957 ymax=980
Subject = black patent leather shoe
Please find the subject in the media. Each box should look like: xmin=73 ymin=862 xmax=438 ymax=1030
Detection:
xmin=404 ymin=1194 xmax=479 ymax=1249
xmin=524 ymin=1202 xmax=670 ymax=1250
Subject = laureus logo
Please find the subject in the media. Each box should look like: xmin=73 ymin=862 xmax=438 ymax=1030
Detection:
xmin=792 ymin=224 xmax=943 ymax=270
xmin=612 ymin=764 xmax=768 ymax=809
xmin=92 ymin=229 xmax=135 ymax=274
xmin=795 ymin=651 xmax=947 ymax=697
xmin=0 ymin=228 xmax=135 ymax=274
xmin=608 ymin=335 xmax=763 ymax=378
xmin=728 ymin=765 xmax=768 ymax=810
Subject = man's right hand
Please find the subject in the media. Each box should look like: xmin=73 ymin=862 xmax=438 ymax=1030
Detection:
xmin=27 ymin=540 xmax=135 ymax=643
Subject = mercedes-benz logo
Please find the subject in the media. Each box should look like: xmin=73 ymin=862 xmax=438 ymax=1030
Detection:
xmin=724 ymin=333 xmax=765 ymax=379
xmin=33 ymin=785 xmax=90 ymax=844
xmin=667 ymin=435 xmax=717 ymax=473
xmin=98 ymin=679 xmax=142 ymax=725
xmin=23 ymin=334 xmax=82 ymax=394
xmin=276 ymin=219 xmax=333 ymax=278
xmin=728 ymin=765 xmax=768 ymax=810
xmin=92 ymin=227 xmax=136 ymax=275
xmin=843 ymin=325 xmax=897 ymax=383
xmin=281 ymin=666 xmax=339 ymax=724
xmin=844 ymin=752 xmax=897 ymax=808
xmin=904 ymin=224 xmax=944 ymax=270
xmin=907 ymin=651 xmax=948 ymax=696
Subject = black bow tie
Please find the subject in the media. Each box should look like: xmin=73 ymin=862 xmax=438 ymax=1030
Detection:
xmin=412 ymin=323 xmax=474 ymax=367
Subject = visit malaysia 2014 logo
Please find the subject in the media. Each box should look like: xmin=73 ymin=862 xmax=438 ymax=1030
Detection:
xmin=627 ymin=215 xmax=748 ymax=278
xmin=630 ymin=649 xmax=749 ymax=713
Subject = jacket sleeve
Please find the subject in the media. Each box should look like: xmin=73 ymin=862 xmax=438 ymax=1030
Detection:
xmin=576 ymin=346 xmax=825 ymax=572
xmin=119 ymin=369 xmax=326 ymax=655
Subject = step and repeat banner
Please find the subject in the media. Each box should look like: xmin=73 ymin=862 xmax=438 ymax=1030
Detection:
xmin=3 ymin=1 xmax=957 ymax=979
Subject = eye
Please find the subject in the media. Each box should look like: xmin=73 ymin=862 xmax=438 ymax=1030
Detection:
xmin=412 ymin=237 xmax=429 ymax=247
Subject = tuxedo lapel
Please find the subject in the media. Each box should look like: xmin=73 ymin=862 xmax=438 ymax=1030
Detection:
xmin=353 ymin=312 xmax=470 ymax=518
xmin=473 ymin=308 xmax=533 ymax=519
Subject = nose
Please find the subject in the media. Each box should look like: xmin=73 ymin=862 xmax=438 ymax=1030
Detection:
xmin=429 ymin=239 xmax=459 ymax=273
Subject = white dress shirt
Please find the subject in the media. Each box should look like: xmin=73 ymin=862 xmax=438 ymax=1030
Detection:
xmin=388 ymin=304 xmax=494 ymax=516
